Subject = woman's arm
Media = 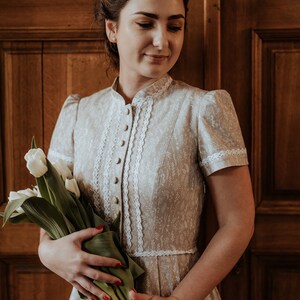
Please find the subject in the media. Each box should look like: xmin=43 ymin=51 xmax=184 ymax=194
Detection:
xmin=39 ymin=227 xmax=124 ymax=300
xmin=130 ymin=165 xmax=255 ymax=300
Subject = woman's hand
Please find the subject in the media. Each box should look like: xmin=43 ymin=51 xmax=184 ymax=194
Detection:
xmin=129 ymin=290 xmax=180 ymax=300
xmin=38 ymin=227 xmax=123 ymax=300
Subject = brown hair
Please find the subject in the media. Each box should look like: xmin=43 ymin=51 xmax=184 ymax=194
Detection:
xmin=94 ymin=0 xmax=189 ymax=68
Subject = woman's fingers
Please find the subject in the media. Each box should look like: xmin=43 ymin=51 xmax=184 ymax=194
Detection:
xmin=83 ymin=251 xmax=123 ymax=268
xmin=72 ymin=278 xmax=110 ymax=300
xmin=70 ymin=227 xmax=104 ymax=244
xmin=83 ymin=265 xmax=122 ymax=285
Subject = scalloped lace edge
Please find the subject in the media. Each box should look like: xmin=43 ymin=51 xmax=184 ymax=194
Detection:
xmin=200 ymin=148 xmax=247 ymax=167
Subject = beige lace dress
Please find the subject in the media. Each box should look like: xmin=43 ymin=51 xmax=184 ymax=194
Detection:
xmin=48 ymin=74 xmax=248 ymax=300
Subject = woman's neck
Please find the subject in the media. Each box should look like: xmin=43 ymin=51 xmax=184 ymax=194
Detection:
xmin=117 ymin=72 xmax=162 ymax=104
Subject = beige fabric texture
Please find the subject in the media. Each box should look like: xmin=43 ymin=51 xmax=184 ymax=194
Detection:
xmin=48 ymin=74 xmax=248 ymax=299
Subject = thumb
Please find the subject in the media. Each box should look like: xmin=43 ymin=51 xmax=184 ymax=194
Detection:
xmin=129 ymin=290 xmax=138 ymax=300
xmin=70 ymin=226 xmax=104 ymax=243
xmin=129 ymin=290 xmax=151 ymax=300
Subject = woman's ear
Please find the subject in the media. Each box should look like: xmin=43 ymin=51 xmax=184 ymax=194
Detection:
xmin=105 ymin=19 xmax=118 ymax=43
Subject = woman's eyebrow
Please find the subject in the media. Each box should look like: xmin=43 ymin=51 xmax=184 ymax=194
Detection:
xmin=133 ymin=11 xmax=185 ymax=20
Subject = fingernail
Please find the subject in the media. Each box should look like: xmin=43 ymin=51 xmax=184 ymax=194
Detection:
xmin=130 ymin=288 xmax=137 ymax=293
xmin=116 ymin=262 xmax=126 ymax=268
xmin=103 ymin=296 xmax=110 ymax=300
xmin=115 ymin=280 xmax=123 ymax=286
xmin=96 ymin=225 xmax=103 ymax=231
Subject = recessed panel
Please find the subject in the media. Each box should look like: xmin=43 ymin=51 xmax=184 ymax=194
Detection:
xmin=274 ymin=51 xmax=300 ymax=191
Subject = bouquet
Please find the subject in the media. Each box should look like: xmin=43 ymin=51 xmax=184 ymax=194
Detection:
xmin=0 ymin=138 xmax=144 ymax=300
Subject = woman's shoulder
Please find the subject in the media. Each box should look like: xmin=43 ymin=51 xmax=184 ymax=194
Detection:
xmin=172 ymin=79 xmax=230 ymax=100
xmin=79 ymin=86 xmax=112 ymax=107
xmin=170 ymin=79 xmax=233 ymax=111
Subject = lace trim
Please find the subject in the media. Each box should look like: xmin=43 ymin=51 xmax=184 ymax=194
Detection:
xmin=128 ymin=247 xmax=198 ymax=258
xmin=122 ymin=105 xmax=142 ymax=248
xmin=92 ymin=104 xmax=115 ymax=218
xmin=102 ymin=106 xmax=122 ymax=222
xmin=134 ymin=97 xmax=154 ymax=253
xmin=134 ymin=74 xmax=172 ymax=102
xmin=47 ymin=149 xmax=73 ymax=163
xmin=200 ymin=148 xmax=247 ymax=167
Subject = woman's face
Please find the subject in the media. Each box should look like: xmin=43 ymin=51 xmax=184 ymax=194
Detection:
xmin=106 ymin=0 xmax=185 ymax=84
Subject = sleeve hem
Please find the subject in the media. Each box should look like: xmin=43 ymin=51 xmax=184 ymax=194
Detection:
xmin=200 ymin=148 xmax=249 ymax=176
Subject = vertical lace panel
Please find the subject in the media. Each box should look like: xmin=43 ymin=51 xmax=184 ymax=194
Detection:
xmin=122 ymin=104 xmax=142 ymax=249
xmin=133 ymin=97 xmax=154 ymax=254
xmin=92 ymin=104 xmax=115 ymax=218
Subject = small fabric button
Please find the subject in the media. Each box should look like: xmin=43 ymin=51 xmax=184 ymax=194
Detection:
xmin=124 ymin=124 xmax=129 ymax=131
xmin=113 ymin=197 xmax=120 ymax=205
xmin=114 ymin=177 xmax=119 ymax=184
xmin=120 ymin=140 xmax=125 ymax=147
xmin=116 ymin=158 xmax=121 ymax=164
xmin=124 ymin=108 xmax=130 ymax=115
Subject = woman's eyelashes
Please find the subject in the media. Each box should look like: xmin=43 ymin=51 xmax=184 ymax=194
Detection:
xmin=136 ymin=21 xmax=153 ymax=29
xmin=135 ymin=21 xmax=183 ymax=32
xmin=168 ymin=25 xmax=183 ymax=32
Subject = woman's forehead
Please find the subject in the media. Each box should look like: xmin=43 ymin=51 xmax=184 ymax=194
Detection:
xmin=121 ymin=0 xmax=185 ymax=17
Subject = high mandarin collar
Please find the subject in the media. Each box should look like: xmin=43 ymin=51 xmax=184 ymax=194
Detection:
xmin=110 ymin=74 xmax=173 ymax=104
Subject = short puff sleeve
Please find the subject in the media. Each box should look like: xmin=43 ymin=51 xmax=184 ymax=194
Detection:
xmin=198 ymin=90 xmax=248 ymax=176
xmin=47 ymin=94 xmax=81 ymax=171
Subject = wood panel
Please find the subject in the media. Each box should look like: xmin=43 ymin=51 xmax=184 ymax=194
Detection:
xmin=0 ymin=0 xmax=96 ymax=29
xmin=43 ymin=40 xmax=116 ymax=153
xmin=252 ymin=253 xmax=300 ymax=300
xmin=1 ymin=42 xmax=43 ymax=203
xmin=0 ymin=255 xmax=72 ymax=300
xmin=171 ymin=0 xmax=205 ymax=87
xmin=252 ymin=29 xmax=300 ymax=209
xmin=274 ymin=51 xmax=300 ymax=191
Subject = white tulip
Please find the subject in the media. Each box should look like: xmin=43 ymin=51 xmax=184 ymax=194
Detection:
xmin=18 ymin=188 xmax=38 ymax=198
xmin=65 ymin=178 xmax=80 ymax=198
xmin=8 ymin=188 xmax=36 ymax=213
xmin=53 ymin=159 xmax=72 ymax=180
xmin=24 ymin=148 xmax=48 ymax=177
xmin=33 ymin=185 xmax=41 ymax=197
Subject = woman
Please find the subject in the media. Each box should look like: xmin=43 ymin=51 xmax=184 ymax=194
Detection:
xmin=38 ymin=0 xmax=255 ymax=299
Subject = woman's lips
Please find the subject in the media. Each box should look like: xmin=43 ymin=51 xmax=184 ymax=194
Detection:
xmin=145 ymin=53 xmax=169 ymax=62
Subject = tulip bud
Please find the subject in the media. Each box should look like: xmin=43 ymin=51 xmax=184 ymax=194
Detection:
xmin=65 ymin=178 xmax=80 ymax=198
xmin=24 ymin=148 xmax=48 ymax=177
xmin=53 ymin=159 xmax=72 ymax=180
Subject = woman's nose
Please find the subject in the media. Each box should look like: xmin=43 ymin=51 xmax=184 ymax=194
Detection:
xmin=153 ymin=28 xmax=168 ymax=49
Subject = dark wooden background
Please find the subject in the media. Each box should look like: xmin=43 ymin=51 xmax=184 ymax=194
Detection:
xmin=1 ymin=0 xmax=300 ymax=299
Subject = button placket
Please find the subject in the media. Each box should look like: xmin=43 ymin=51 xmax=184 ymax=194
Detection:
xmin=110 ymin=105 xmax=133 ymax=219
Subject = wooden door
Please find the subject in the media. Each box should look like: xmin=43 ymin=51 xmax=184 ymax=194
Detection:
xmin=218 ymin=0 xmax=300 ymax=299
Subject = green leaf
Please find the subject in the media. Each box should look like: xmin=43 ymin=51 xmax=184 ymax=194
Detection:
xmin=0 ymin=211 xmax=32 ymax=224
xmin=36 ymin=175 xmax=51 ymax=203
xmin=82 ymin=231 xmax=144 ymax=299
xmin=2 ymin=197 xmax=29 ymax=226
xmin=31 ymin=136 xmax=37 ymax=149
xmin=42 ymin=160 xmax=88 ymax=230
xmin=93 ymin=281 xmax=121 ymax=300
xmin=21 ymin=197 xmax=73 ymax=239
xmin=110 ymin=212 xmax=121 ymax=233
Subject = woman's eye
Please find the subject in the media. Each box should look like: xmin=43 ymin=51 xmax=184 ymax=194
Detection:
xmin=136 ymin=22 xmax=153 ymax=29
xmin=168 ymin=25 xmax=183 ymax=32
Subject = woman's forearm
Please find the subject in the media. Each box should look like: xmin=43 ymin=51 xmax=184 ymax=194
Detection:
xmin=172 ymin=222 xmax=254 ymax=300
